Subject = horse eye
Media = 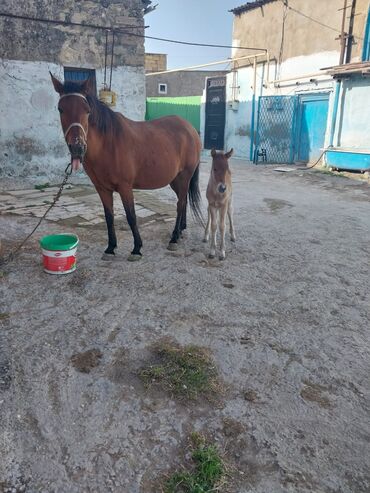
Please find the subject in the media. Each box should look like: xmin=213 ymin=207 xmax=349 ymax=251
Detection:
xmin=58 ymin=107 xmax=63 ymax=114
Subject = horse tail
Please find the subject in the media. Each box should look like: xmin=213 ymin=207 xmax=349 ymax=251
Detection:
xmin=188 ymin=163 xmax=205 ymax=227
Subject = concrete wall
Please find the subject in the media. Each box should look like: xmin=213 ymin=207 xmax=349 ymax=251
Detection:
xmin=0 ymin=0 xmax=147 ymax=178
xmin=232 ymin=0 xmax=368 ymax=69
xmin=335 ymin=76 xmax=370 ymax=150
xmin=146 ymin=71 xmax=228 ymax=97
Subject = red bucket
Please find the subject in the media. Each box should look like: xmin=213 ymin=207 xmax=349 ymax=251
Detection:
xmin=39 ymin=234 xmax=79 ymax=275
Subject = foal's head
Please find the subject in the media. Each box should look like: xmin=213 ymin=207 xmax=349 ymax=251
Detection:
xmin=50 ymin=73 xmax=94 ymax=171
xmin=210 ymin=148 xmax=233 ymax=194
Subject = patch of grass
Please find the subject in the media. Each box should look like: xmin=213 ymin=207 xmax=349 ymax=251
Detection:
xmin=0 ymin=313 xmax=10 ymax=320
xmin=164 ymin=433 xmax=226 ymax=493
xmin=34 ymin=182 xmax=50 ymax=190
xmin=139 ymin=340 xmax=221 ymax=401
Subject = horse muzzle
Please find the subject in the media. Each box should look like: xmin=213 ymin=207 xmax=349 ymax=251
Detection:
xmin=68 ymin=143 xmax=87 ymax=171
xmin=218 ymin=183 xmax=227 ymax=194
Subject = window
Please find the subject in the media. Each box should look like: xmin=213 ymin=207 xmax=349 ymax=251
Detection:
xmin=64 ymin=67 xmax=97 ymax=95
xmin=362 ymin=7 xmax=370 ymax=61
xmin=158 ymin=83 xmax=167 ymax=95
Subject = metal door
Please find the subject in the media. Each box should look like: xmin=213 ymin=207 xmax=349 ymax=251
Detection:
xmin=204 ymin=77 xmax=226 ymax=150
xmin=254 ymin=95 xmax=297 ymax=164
xmin=296 ymin=93 xmax=329 ymax=163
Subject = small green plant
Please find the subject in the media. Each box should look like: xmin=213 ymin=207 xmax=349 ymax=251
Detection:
xmin=164 ymin=433 xmax=226 ymax=493
xmin=34 ymin=182 xmax=50 ymax=190
xmin=139 ymin=340 xmax=221 ymax=401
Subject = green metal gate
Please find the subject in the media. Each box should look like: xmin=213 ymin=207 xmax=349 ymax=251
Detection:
xmin=145 ymin=96 xmax=201 ymax=132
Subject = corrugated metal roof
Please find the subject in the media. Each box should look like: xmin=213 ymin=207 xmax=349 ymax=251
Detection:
xmin=230 ymin=0 xmax=277 ymax=16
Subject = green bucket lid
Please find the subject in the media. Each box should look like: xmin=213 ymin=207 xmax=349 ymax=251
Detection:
xmin=40 ymin=234 xmax=79 ymax=251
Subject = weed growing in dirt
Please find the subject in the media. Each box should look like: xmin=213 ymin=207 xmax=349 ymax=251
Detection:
xmin=139 ymin=341 xmax=221 ymax=401
xmin=164 ymin=433 xmax=226 ymax=493
xmin=34 ymin=182 xmax=50 ymax=190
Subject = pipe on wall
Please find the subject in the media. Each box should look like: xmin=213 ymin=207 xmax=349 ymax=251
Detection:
xmin=329 ymin=80 xmax=341 ymax=147
xmin=249 ymin=57 xmax=258 ymax=161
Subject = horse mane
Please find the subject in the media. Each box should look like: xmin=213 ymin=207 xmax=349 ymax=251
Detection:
xmin=62 ymin=81 xmax=121 ymax=135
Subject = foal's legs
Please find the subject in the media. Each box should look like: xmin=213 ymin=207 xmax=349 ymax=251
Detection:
xmin=228 ymin=199 xmax=236 ymax=242
xmin=219 ymin=203 xmax=228 ymax=260
xmin=203 ymin=206 xmax=211 ymax=243
xmin=97 ymin=188 xmax=117 ymax=256
xmin=208 ymin=206 xmax=218 ymax=259
xmin=118 ymin=185 xmax=143 ymax=260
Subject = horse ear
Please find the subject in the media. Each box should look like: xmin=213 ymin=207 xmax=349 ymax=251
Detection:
xmin=225 ymin=148 xmax=234 ymax=159
xmin=80 ymin=76 xmax=94 ymax=95
xmin=50 ymin=72 xmax=64 ymax=94
xmin=211 ymin=148 xmax=217 ymax=158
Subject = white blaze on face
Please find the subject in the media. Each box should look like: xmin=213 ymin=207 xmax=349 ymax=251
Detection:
xmin=72 ymin=158 xmax=81 ymax=171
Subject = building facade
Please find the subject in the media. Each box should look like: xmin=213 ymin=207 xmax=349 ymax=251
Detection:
xmin=0 ymin=0 xmax=150 ymax=178
xmin=202 ymin=0 xmax=370 ymax=169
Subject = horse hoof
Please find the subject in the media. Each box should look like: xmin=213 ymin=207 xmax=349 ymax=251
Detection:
xmin=219 ymin=255 xmax=226 ymax=261
xmin=231 ymin=237 xmax=236 ymax=243
xmin=202 ymin=238 xmax=208 ymax=243
xmin=127 ymin=254 xmax=142 ymax=262
xmin=208 ymin=253 xmax=215 ymax=259
xmin=101 ymin=252 xmax=115 ymax=261
xmin=167 ymin=242 xmax=178 ymax=251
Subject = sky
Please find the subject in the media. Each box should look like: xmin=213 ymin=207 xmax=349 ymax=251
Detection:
xmin=144 ymin=0 xmax=243 ymax=70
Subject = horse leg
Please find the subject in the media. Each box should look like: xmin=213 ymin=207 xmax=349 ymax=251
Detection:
xmin=203 ymin=206 xmax=211 ymax=243
xmin=208 ymin=206 xmax=217 ymax=259
xmin=228 ymin=199 xmax=236 ymax=242
xmin=118 ymin=186 xmax=143 ymax=261
xmin=168 ymin=175 xmax=189 ymax=250
xmin=97 ymin=188 xmax=117 ymax=257
xmin=170 ymin=179 xmax=187 ymax=236
xmin=219 ymin=204 xmax=228 ymax=260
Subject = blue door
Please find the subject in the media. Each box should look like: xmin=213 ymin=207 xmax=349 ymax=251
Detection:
xmin=296 ymin=93 xmax=329 ymax=162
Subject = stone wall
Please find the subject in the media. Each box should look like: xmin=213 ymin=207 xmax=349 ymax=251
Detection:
xmin=145 ymin=53 xmax=167 ymax=73
xmin=0 ymin=1 xmax=147 ymax=178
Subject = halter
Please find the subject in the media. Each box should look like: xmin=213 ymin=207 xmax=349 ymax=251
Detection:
xmin=59 ymin=93 xmax=89 ymax=140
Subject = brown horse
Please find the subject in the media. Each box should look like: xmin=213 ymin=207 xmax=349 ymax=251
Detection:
xmin=50 ymin=74 xmax=202 ymax=261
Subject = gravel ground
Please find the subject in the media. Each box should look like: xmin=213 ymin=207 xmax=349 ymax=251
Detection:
xmin=1 ymin=159 xmax=370 ymax=493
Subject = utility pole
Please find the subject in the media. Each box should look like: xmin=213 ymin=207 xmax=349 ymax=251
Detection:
xmin=339 ymin=0 xmax=348 ymax=65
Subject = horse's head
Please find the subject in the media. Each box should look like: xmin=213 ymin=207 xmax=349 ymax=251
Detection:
xmin=50 ymin=73 xmax=94 ymax=171
xmin=210 ymin=148 xmax=233 ymax=194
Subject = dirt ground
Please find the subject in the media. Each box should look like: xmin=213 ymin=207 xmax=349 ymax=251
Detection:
xmin=1 ymin=159 xmax=370 ymax=493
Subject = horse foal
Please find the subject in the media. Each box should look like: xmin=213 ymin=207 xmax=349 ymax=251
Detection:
xmin=203 ymin=148 xmax=236 ymax=260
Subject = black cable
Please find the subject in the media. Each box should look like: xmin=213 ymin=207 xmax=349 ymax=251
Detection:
xmin=0 ymin=11 xmax=267 ymax=52
xmin=0 ymin=11 xmax=141 ymax=32
xmin=286 ymin=3 xmax=363 ymax=40
xmin=109 ymin=31 xmax=115 ymax=90
xmin=104 ymin=30 xmax=108 ymax=87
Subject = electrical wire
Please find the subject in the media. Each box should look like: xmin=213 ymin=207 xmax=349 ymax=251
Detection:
xmin=0 ymin=11 xmax=267 ymax=52
xmin=285 ymin=3 xmax=363 ymax=40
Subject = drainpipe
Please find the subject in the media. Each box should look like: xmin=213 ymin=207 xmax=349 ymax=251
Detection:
xmin=329 ymin=80 xmax=341 ymax=148
xmin=249 ymin=57 xmax=257 ymax=161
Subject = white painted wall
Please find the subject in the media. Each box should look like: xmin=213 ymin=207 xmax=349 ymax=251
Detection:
xmin=335 ymin=76 xmax=370 ymax=150
xmin=0 ymin=60 xmax=145 ymax=179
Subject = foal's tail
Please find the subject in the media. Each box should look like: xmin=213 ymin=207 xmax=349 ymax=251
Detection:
xmin=188 ymin=163 xmax=205 ymax=227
